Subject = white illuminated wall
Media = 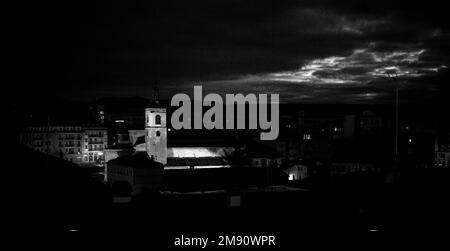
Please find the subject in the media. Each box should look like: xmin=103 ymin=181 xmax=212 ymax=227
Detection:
xmin=167 ymin=147 xmax=233 ymax=158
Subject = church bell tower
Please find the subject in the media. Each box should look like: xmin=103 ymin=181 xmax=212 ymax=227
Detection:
xmin=145 ymin=107 xmax=167 ymax=165
xmin=145 ymin=81 xmax=167 ymax=165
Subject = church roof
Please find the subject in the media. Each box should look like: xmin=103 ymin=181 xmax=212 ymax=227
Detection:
xmin=107 ymin=151 xmax=164 ymax=168
xmin=167 ymin=129 xmax=248 ymax=147
xmin=133 ymin=129 xmax=245 ymax=148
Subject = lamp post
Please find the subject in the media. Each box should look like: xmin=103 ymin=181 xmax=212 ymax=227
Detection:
xmin=386 ymin=70 xmax=399 ymax=163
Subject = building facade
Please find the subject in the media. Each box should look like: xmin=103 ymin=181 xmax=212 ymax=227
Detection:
xmin=435 ymin=144 xmax=450 ymax=167
xmin=20 ymin=125 xmax=108 ymax=166
xmin=83 ymin=126 xmax=108 ymax=165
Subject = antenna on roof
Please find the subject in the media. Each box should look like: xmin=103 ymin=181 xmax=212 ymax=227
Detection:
xmin=152 ymin=80 xmax=160 ymax=105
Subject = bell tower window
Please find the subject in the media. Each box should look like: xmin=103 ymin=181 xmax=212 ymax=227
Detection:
xmin=155 ymin=114 xmax=161 ymax=125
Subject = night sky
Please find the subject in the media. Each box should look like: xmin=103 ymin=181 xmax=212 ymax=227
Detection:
xmin=21 ymin=0 xmax=450 ymax=103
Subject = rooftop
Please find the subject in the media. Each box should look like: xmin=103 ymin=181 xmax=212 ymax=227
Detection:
xmin=107 ymin=151 xmax=164 ymax=169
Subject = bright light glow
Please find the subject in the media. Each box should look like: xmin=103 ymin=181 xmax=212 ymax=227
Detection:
xmin=168 ymin=147 xmax=232 ymax=158
xmin=115 ymin=120 xmax=125 ymax=123
xmin=288 ymin=174 xmax=294 ymax=181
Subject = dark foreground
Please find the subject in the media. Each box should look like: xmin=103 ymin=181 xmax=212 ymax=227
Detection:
xmin=12 ymin=145 xmax=450 ymax=248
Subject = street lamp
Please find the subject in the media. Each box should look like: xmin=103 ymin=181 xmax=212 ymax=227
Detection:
xmin=386 ymin=69 xmax=399 ymax=162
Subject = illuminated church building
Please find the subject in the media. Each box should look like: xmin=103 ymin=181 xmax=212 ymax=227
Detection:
xmin=141 ymin=105 xmax=232 ymax=170
xmin=105 ymin=85 xmax=233 ymax=171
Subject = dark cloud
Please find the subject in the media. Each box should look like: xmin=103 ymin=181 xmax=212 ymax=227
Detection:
xmin=19 ymin=0 xmax=450 ymax=103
